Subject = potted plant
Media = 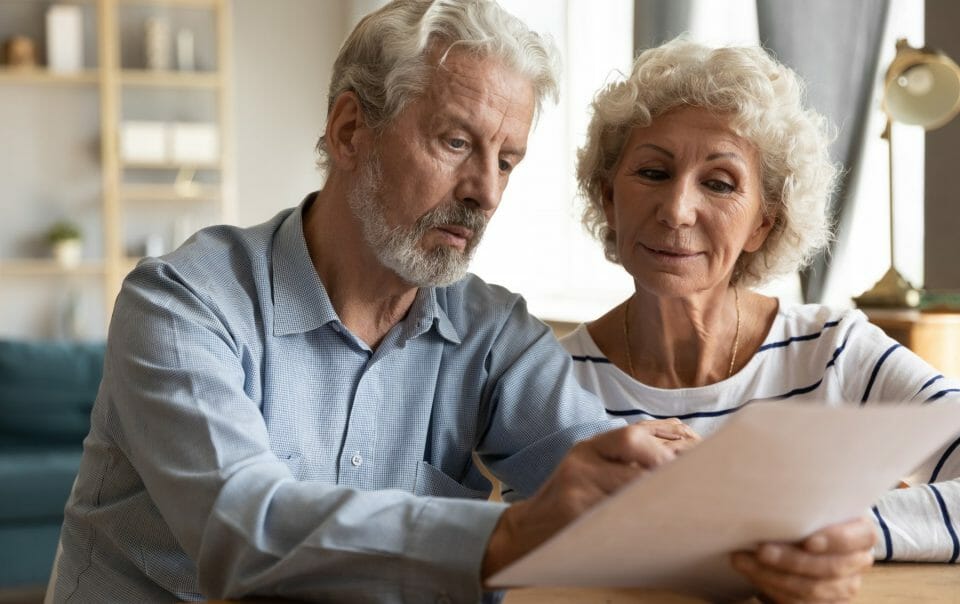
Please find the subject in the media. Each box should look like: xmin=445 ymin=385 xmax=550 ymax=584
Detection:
xmin=46 ymin=220 xmax=83 ymax=268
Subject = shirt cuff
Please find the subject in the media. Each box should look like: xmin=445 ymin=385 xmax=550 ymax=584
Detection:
xmin=408 ymin=497 xmax=509 ymax=602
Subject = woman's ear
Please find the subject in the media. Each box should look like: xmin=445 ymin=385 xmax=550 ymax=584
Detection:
xmin=325 ymin=91 xmax=368 ymax=171
xmin=601 ymin=181 xmax=617 ymax=231
xmin=743 ymin=210 xmax=775 ymax=253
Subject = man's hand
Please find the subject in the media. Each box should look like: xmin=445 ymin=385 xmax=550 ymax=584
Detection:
xmin=731 ymin=516 xmax=877 ymax=603
xmin=634 ymin=418 xmax=701 ymax=454
xmin=481 ymin=423 xmax=676 ymax=582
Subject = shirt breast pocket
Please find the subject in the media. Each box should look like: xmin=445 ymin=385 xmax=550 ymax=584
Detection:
xmin=413 ymin=460 xmax=490 ymax=500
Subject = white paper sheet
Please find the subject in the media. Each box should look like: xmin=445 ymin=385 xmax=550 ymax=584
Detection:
xmin=489 ymin=402 xmax=960 ymax=601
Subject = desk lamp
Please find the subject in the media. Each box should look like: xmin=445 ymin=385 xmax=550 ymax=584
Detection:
xmin=854 ymin=38 xmax=960 ymax=308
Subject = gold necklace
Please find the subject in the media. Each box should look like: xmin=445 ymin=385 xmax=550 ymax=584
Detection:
xmin=622 ymin=287 xmax=741 ymax=381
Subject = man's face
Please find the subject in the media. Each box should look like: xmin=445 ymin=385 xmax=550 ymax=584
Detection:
xmin=348 ymin=49 xmax=536 ymax=286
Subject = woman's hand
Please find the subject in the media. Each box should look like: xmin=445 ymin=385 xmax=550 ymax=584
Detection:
xmin=731 ymin=516 xmax=877 ymax=603
xmin=635 ymin=418 xmax=701 ymax=454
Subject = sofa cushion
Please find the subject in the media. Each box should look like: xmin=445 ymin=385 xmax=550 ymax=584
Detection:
xmin=0 ymin=449 xmax=82 ymax=521
xmin=0 ymin=340 xmax=106 ymax=445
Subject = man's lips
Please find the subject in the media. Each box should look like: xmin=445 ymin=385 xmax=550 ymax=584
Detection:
xmin=433 ymin=225 xmax=474 ymax=250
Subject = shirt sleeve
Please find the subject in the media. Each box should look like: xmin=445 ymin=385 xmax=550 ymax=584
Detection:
xmin=842 ymin=317 xmax=960 ymax=563
xmin=105 ymin=264 xmax=509 ymax=602
xmin=473 ymin=297 xmax=624 ymax=498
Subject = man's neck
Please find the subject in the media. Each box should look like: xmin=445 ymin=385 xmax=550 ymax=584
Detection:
xmin=302 ymin=186 xmax=419 ymax=349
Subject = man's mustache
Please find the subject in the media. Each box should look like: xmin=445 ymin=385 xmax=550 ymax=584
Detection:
xmin=415 ymin=201 xmax=487 ymax=240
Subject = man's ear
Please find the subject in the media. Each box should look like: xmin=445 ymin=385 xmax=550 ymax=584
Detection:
xmin=325 ymin=91 xmax=369 ymax=171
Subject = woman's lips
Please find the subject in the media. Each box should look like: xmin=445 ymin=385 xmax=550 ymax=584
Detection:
xmin=641 ymin=243 xmax=702 ymax=261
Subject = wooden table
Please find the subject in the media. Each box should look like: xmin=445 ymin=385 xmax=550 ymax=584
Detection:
xmin=208 ymin=563 xmax=960 ymax=603
xmin=863 ymin=308 xmax=960 ymax=377
xmin=503 ymin=563 xmax=960 ymax=602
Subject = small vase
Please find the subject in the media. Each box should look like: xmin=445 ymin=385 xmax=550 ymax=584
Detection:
xmin=52 ymin=239 xmax=82 ymax=268
xmin=145 ymin=17 xmax=171 ymax=71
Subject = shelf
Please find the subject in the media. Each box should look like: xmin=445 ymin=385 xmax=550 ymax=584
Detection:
xmin=122 ymin=160 xmax=221 ymax=170
xmin=119 ymin=0 xmax=218 ymax=6
xmin=120 ymin=183 xmax=221 ymax=202
xmin=0 ymin=260 xmax=106 ymax=277
xmin=120 ymin=69 xmax=221 ymax=89
xmin=0 ymin=68 xmax=99 ymax=86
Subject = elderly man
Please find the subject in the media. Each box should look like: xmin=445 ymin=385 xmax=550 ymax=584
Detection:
xmin=50 ymin=1 xmax=874 ymax=602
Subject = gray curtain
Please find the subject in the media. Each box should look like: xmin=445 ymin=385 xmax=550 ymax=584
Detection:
xmin=634 ymin=0 xmax=693 ymax=54
xmin=756 ymin=0 xmax=890 ymax=302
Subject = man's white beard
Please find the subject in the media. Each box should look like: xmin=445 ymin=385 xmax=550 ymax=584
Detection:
xmin=346 ymin=153 xmax=488 ymax=287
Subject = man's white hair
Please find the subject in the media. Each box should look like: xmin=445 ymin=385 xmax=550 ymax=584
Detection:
xmin=316 ymin=0 xmax=560 ymax=172
xmin=577 ymin=37 xmax=838 ymax=287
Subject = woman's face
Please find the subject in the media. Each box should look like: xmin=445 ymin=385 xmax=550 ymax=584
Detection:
xmin=604 ymin=106 xmax=773 ymax=298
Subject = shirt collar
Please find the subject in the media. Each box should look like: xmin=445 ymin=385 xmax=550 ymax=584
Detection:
xmin=271 ymin=193 xmax=461 ymax=345
xmin=271 ymin=194 xmax=340 ymax=336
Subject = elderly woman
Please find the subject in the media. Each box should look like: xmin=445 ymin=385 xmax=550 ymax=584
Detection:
xmin=562 ymin=37 xmax=960 ymax=576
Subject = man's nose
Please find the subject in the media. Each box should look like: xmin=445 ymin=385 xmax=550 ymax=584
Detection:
xmin=656 ymin=178 xmax=698 ymax=228
xmin=456 ymin=155 xmax=502 ymax=213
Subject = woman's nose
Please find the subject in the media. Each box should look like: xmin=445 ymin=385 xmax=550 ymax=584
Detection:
xmin=655 ymin=179 xmax=697 ymax=228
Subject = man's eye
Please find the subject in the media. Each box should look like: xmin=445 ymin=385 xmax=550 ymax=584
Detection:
xmin=499 ymin=159 xmax=513 ymax=172
xmin=704 ymin=180 xmax=735 ymax=193
xmin=448 ymin=138 xmax=467 ymax=150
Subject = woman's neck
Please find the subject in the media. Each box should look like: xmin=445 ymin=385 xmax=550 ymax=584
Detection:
xmin=589 ymin=287 xmax=778 ymax=389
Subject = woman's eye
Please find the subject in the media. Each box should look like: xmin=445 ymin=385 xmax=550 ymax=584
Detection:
xmin=636 ymin=169 xmax=668 ymax=180
xmin=704 ymin=179 xmax=735 ymax=193
xmin=448 ymin=138 xmax=467 ymax=150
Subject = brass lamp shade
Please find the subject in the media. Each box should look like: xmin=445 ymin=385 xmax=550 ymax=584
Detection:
xmin=854 ymin=39 xmax=960 ymax=309
xmin=883 ymin=39 xmax=960 ymax=130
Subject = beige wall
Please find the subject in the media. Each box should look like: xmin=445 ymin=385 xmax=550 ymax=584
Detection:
xmin=232 ymin=0 xmax=348 ymax=227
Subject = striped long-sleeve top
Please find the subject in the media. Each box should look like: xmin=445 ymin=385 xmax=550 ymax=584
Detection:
xmin=559 ymin=303 xmax=960 ymax=563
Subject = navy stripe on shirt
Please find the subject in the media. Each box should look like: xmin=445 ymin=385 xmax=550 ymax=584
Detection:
xmin=604 ymin=336 xmax=851 ymax=419
xmin=925 ymin=389 xmax=960 ymax=403
xmin=916 ymin=374 xmax=945 ymax=397
xmin=928 ymin=485 xmax=959 ymax=563
xmin=572 ymin=354 xmax=612 ymax=364
xmin=756 ymin=319 xmax=841 ymax=352
xmin=872 ymin=506 xmax=894 ymax=561
xmin=861 ymin=344 xmax=902 ymax=404
xmin=606 ymin=403 xmax=750 ymax=420
xmin=930 ymin=436 xmax=960 ymax=483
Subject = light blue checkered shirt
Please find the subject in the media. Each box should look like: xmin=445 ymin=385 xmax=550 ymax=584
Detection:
xmin=53 ymin=198 xmax=620 ymax=603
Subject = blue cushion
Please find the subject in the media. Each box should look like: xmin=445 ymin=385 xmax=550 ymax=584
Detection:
xmin=0 ymin=522 xmax=62 ymax=587
xmin=0 ymin=340 xmax=105 ymax=444
xmin=0 ymin=450 xmax=81 ymax=521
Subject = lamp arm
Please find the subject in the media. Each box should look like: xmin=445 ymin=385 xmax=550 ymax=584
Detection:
xmin=882 ymin=117 xmax=895 ymax=270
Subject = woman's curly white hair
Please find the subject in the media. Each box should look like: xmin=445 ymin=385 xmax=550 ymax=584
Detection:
xmin=577 ymin=37 xmax=838 ymax=287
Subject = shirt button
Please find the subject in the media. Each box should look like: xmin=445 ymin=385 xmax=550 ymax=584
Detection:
xmin=351 ymin=452 xmax=363 ymax=467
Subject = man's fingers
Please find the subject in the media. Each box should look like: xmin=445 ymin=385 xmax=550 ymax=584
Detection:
xmin=577 ymin=457 xmax=648 ymax=496
xmin=802 ymin=516 xmax=878 ymax=554
xmin=731 ymin=552 xmax=864 ymax=603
